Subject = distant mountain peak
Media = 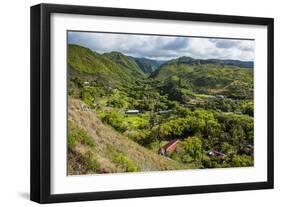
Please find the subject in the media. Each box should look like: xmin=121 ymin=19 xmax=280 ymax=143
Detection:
xmin=178 ymin=56 xmax=194 ymax=61
xmin=105 ymin=51 xmax=123 ymax=55
xmin=132 ymin=57 xmax=165 ymax=74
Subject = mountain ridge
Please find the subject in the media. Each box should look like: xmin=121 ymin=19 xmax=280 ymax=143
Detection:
xmin=161 ymin=56 xmax=254 ymax=69
xmin=68 ymin=44 xmax=253 ymax=77
xmin=67 ymin=44 xmax=145 ymax=87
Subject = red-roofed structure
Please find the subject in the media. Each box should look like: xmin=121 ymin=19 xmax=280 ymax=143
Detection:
xmin=159 ymin=139 xmax=180 ymax=155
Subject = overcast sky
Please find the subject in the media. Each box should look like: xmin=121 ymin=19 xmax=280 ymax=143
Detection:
xmin=68 ymin=31 xmax=254 ymax=61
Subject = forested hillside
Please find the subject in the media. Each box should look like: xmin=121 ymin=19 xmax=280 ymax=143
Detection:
xmin=67 ymin=44 xmax=254 ymax=175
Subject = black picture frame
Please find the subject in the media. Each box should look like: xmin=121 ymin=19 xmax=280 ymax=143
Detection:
xmin=30 ymin=3 xmax=274 ymax=204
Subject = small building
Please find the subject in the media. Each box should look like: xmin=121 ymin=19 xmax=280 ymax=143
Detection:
xmin=234 ymin=111 xmax=243 ymax=115
xmin=208 ymin=95 xmax=216 ymax=99
xmin=158 ymin=109 xmax=172 ymax=114
xmin=207 ymin=151 xmax=214 ymax=156
xmin=125 ymin=110 xmax=140 ymax=114
xmin=159 ymin=139 xmax=180 ymax=156
xmin=83 ymin=81 xmax=90 ymax=87
xmin=207 ymin=150 xmax=227 ymax=160
xmin=214 ymin=151 xmax=227 ymax=160
xmin=216 ymin=94 xmax=225 ymax=99
xmin=241 ymin=144 xmax=254 ymax=155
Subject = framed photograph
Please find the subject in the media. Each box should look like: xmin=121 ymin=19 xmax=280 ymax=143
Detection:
xmin=30 ymin=3 xmax=274 ymax=203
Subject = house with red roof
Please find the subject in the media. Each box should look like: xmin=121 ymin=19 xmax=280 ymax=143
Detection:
xmin=159 ymin=139 xmax=180 ymax=156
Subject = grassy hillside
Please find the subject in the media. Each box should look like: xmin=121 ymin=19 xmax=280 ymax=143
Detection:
xmin=151 ymin=61 xmax=253 ymax=99
xmin=68 ymin=99 xmax=190 ymax=175
xmin=103 ymin=51 xmax=145 ymax=77
xmin=68 ymin=44 xmax=145 ymax=87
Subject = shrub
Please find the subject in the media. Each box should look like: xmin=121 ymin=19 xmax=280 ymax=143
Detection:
xmin=107 ymin=97 xmax=127 ymax=108
xmin=102 ymin=111 xmax=127 ymax=132
xmin=68 ymin=149 xmax=100 ymax=174
xmin=82 ymin=151 xmax=100 ymax=172
xmin=68 ymin=121 xmax=95 ymax=148
xmin=112 ymin=153 xmax=139 ymax=172
xmin=231 ymin=154 xmax=253 ymax=167
xmin=81 ymin=87 xmax=96 ymax=105
xmin=179 ymin=136 xmax=203 ymax=163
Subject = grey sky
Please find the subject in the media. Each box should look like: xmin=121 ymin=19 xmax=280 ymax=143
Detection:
xmin=68 ymin=31 xmax=254 ymax=61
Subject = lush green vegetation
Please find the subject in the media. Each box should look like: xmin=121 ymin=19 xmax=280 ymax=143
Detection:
xmin=112 ymin=152 xmax=140 ymax=172
xmin=67 ymin=44 xmax=254 ymax=174
xmin=151 ymin=63 xmax=253 ymax=100
xmin=68 ymin=44 xmax=145 ymax=87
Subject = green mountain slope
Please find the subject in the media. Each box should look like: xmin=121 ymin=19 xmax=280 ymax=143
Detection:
xmin=68 ymin=44 xmax=145 ymax=87
xmin=103 ymin=51 xmax=145 ymax=77
xmin=151 ymin=59 xmax=253 ymax=99
xmin=68 ymin=99 xmax=190 ymax=175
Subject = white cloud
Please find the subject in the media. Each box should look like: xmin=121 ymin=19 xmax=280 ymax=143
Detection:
xmin=68 ymin=31 xmax=254 ymax=61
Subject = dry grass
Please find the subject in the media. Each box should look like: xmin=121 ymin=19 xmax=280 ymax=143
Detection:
xmin=68 ymin=98 xmax=191 ymax=175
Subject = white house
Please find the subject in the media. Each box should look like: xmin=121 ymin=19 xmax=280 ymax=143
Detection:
xmin=125 ymin=110 xmax=140 ymax=114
